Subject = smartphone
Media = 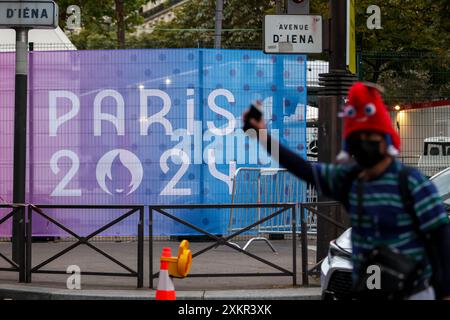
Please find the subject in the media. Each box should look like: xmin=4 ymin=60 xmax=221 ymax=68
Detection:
xmin=243 ymin=101 xmax=263 ymax=132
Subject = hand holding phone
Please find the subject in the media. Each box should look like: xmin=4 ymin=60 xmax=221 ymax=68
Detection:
xmin=243 ymin=101 xmax=263 ymax=132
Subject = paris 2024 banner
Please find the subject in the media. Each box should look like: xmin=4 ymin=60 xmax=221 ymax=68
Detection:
xmin=0 ymin=49 xmax=307 ymax=236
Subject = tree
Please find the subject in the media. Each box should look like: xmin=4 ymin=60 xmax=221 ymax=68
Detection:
xmin=353 ymin=0 xmax=449 ymax=104
xmin=135 ymin=0 xmax=276 ymax=49
xmin=54 ymin=0 xmax=448 ymax=104
xmin=115 ymin=0 xmax=126 ymax=49
xmin=309 ymin=0 xmax=449 ymax=104
xmin=55 ymin=0 xmax=148 ymax=49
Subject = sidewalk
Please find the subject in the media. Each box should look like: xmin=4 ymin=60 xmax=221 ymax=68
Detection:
xmin=0 ymin=283 xmax=321 ymax=300
xmin=0 ymin=239 xmax=321 ymax=300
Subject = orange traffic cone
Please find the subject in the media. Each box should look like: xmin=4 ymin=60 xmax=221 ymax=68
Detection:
xmin=155 ymin=248 xmax=176 ymax=300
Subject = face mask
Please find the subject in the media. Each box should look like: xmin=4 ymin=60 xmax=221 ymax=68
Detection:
xmin=348 ymin=139 xmax=385 ymax=168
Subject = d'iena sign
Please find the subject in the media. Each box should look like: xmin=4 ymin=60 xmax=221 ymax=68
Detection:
xmin=264 ymin=15 xmax=322 ymax=54
xmin=0 ymin=1 xmax=58 ymax=29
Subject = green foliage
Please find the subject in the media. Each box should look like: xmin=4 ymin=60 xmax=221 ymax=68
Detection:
xmin=68 ymin=29 xmax=117 ymax=50
xmin=56 ymin=0 xmax=448 ymax=54
xmin=356 ymin=0 xmax=449 ymax=53
xmin=135 ymin=0 xmax=275 ymax=49
xmin=354 ymin=1 xmax=450 ymax=103
xmin=54 ymin=0 xmax=448 ymax=103
xmin=55 ymin=0 xmax=148 ymax=49
xmin=305 ymin=0 xmax=450 ymax=104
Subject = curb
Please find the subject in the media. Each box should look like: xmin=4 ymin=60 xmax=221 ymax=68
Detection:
xmin=0 ymin=284 xmax=322 ymax=300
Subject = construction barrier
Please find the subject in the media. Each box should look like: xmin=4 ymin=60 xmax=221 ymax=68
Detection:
xmin=227 ymin=167 xmax=315 ymax=251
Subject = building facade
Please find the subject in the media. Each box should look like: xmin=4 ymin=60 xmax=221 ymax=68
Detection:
xmin=137 ymin=0 xmax=190 ymax=35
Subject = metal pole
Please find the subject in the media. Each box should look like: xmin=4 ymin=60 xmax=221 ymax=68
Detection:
xmin=12 ymin=29 xmax=29 ymax=276
xmin=318 ymin=0 xmax=349 ymax=162
xmin=316 ymin=0 xmax=356 ymax=261
xmin=276 ymin=0 xmax=283 ymax=14
xmin=149 ymin=208 xmax=153 ymax=289
xmin=257 ymin=173 xmax=261 ymax=234
xmin=291 ymin=205 xmax=297 ymax=286
xmin=26 ymin=205 xmax=32 ymax=283
xmin=198 ymin=50 xmax=205 ymax=204
xmin=300 ymin=204 xmax=309 ymax=286
xmin=137 ymin=207 xmax=144 ymax=288
xmin=28 ymin=42 xmax=34 ymax=204
xmin=214 ymin=0 xmax=224 ymax=48
xmin=329 ymin=0 xmax=347 ymax=70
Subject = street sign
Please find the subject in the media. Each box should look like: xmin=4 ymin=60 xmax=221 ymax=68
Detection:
xmin=1 ymin=0 xmax=59 ymax=268
xmin=0 ymin=1 xmax=58 ymax=29
xmin=264 ymin=14 xmax=322 ymax=54
xmin=287 ymin=0 xmax=310 ymax=15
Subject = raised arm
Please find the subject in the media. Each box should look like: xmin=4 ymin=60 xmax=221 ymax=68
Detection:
xmin=242 ymin=109 xmax=316 ymax=186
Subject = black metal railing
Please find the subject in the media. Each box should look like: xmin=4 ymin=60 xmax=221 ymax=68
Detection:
xmin=0 ymin=204 xmax=26 ymax=281
xmin=26 ymin=205 xmax=145 ymax=287
xmin=300 ymin=201 xmax=347 ymax=286
xmin=1 ymin=202 xmax=329 ymax=289
xmin=149 ymin=203 xmax=298 ymax=288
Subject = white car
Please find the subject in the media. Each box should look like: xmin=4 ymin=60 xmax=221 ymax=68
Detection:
xmin=320 ymin=228 xmax=353 ymax=300
xmin=430 ymin=166 xmax=450 ymax=211
xmin=417 ymin=137 xmax=450 ymax=177
xmin=320 ymin=167 xmax=450 ymax=300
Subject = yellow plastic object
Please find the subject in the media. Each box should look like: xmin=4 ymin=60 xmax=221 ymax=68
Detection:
xmin=161 ymin=240 xmax=192 ymax=278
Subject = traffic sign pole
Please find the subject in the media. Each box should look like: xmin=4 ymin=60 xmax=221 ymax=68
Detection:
xmin=12 ymin=28 xmax=29 ymax=278
xmin=316 ymin=0 xmax=357 ymax=262
xmin=286 ymin=0 xmax=310 ymax=14
xmin=0 ymin=1 xmax=58 ymax=275
xmin=214 ymin=0 xmax=223 ymax=48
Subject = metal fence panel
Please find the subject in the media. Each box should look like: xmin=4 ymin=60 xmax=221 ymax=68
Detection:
xmin=361 ymin=52 xmax=450 ymax=177
xmin=228 ymin=168 xmax=313 ymax=240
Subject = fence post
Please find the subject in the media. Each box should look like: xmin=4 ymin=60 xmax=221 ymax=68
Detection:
xmin=26 ymin=205 xmax=32 ymax=283
xmin=18 ymin=206 xmax=26 ymax=283
xmin=291 ymin=205 xmax=297 ymax=286
xmin=300 ymin=203 xmax=309 ymax=286
xmin=149 ymin=207 xmax=154 ymax=289
xmin=137 ymin=206 xmax=144 ymax=288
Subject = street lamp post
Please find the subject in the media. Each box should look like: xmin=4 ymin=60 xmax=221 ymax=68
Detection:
xmin=316 ymin=0 xmax=357 ymax=261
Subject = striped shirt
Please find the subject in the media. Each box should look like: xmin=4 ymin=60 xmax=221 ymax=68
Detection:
xmin=313 ymin=159 xmax=450 ymax=287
